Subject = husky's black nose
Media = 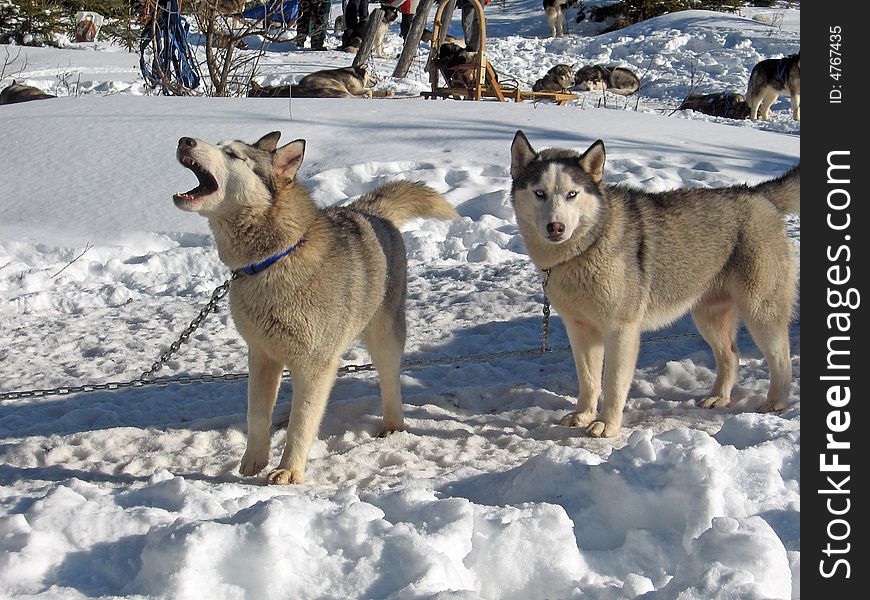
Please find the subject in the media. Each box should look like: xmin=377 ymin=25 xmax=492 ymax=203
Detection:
xmin=547 ymin=222 xmax=566 ymax=237
xmin=178 ymin=137 xmax=196 ymax=150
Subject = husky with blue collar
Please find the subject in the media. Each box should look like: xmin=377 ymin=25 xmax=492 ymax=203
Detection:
xmin=173 ymin=132 xmax=458 ymax=484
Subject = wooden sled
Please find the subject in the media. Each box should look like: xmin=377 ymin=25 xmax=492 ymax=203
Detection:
xmin=419 ymin=0 xmax=577 ymax=104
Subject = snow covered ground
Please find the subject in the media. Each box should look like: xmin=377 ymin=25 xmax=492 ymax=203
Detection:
xmin=1 ymin=2 xmax=800 ymax=598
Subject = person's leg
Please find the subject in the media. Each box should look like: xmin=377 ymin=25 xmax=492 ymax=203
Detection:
xmin=345 ymin=0 xmax=359 ymax=30
xmin=460 ymin=0 xmax=479 ymax=52
xmin=401 ymin=11 xmax=413 ymax=38
xmin=311 ymin=0 xmax=329 ymax=49
xmin=294 ymin=0 xmax=312 ymax=45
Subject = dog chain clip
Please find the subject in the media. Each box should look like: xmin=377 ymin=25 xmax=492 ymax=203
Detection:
xmin=541 ymin=269 xmax=551 ymax=353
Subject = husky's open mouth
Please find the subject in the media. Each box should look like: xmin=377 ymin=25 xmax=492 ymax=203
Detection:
xmin=174 ymin=155 xmax=219 ymax=205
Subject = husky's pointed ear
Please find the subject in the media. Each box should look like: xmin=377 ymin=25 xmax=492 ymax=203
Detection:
xmin=273 ymin=139 xmax=305 ymax=183
xmin=511 ymin=130 xmax=536 ymax=179
xmin=579 ymin=139 xmax=606 ymax=184
xmin=255 ymin=131 xmax=282 ymax=151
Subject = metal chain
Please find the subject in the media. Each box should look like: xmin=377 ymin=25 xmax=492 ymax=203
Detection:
xmin=0 ymin=260 xmax=800 ymax=402
xmin=139 ymin=273 xmax=238 ymax=381
xmin=0 ymin=323 xmax=800 ymax=402
xmin=541 ymin=269 xmax=551 ymax=353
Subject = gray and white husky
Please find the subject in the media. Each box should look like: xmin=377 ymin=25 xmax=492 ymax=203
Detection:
xmin=510 ymin=131 xmax=799 ymax=437
xmin=573 ymin=64 xmax=640 ymax=96
xmin=533 ymin=64 xmax=575 ymax=93
xmin=746 ymin=52 xmax=800 ymax=121
xmin=0 ymin=81 xmax=56 ymax=105
xmin=248 ymin=65 xmax=376 ymax=98
xmin=543 ymin=0 xmax=578 ymax=38
xmin=173 ymin=132 xmax=458 ymax=483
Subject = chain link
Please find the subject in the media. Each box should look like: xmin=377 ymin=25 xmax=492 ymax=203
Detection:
xmin=0 ymin=263 xmax=800 ymax=402
xmin=541 ymin=269 xmax=551 ymax=353
xmin=139 ymin=274 xmax=238 ymax=382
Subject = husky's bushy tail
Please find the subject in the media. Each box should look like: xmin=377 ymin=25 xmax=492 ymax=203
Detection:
xmin=756 ymin=164 xmax=800 ymax=215
xmin=351 ymin=181 xmax=459 ymax=226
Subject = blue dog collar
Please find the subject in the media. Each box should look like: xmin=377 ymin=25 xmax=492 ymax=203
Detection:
xmin=237 ymin=241 xmax=302 ymax=276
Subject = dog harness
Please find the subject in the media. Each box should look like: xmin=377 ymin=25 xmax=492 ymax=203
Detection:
xmin=236 ymin=241 xmax=303 ymax=276
xmin=775 ymin=57 xmax=790 ymax=84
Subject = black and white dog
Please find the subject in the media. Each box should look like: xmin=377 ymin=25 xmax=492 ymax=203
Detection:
xmin=543 ymin=0 xmax=578 ymax=38
xmin=746 ymin=52 xmax=800 ymax=121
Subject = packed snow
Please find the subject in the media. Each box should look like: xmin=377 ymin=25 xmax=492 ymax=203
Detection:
xmin=1 ymin=2 xmax=800 ymax=598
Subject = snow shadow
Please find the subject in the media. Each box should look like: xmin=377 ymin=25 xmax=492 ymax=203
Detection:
xmin=0 ymin=311 xmax=785 ymax=440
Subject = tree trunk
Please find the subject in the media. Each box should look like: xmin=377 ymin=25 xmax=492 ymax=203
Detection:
xmin=392 ymin=0 xmax=436 ymax=78
xmin=352 ymin=8 xmax=384 ymax=67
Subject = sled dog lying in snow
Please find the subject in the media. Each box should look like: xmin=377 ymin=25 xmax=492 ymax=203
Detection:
xmin=746 ymin=52 xmax=800 ymax=121
xmin=510 ymin=131 xmax=799 ymax=437
xmin=678 ymin=91 xmax=751 ymax=120
xmin=0 ymin=81 xmax=56 ymax=105
xmin=543 ymin=0 xmax=578 ymax=37
xmin=532 ymin=64 xmax=575 ymax=93
xmin=173 ymin=132 xmax=458 ymax=483
xmin=248 ymin=65 xmax=383 ymax=99
xmin=573 ymin=64 xmax=640 ymax=95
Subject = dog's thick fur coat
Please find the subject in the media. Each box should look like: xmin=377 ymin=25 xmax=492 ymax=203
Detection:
xmin=533 ymin=64 xmax=575 ymax=92
xmin=573 ymin=64 xmax=640 ymax=95
xmin=173 ymin=132 xmax=458 ymax=483
xmin=248 ymin=65 xmax=376 ymax=98
xmin=543 ymin=0 xmax=578 ymax=37
xmin=510 ymin=131 xmax=799 ymax=437
xmin=0 ymin=81 xmax=56 ymax=105
xmin=746 ymin=52 xmax=800 ymax=121
xmin=678 ymin=91 xmax=750 ymax=120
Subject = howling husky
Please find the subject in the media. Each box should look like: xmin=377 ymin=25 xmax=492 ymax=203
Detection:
xmin=173 ymin=131 xmax=458 ymax=483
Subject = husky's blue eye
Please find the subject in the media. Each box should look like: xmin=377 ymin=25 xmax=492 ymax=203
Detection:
xmin=566 ymin=191 xmax=578 ymax=199
xmin=534 ymin=190 xmax=546 ymax=199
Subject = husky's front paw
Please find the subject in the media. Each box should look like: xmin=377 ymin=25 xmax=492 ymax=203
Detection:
xmin=378 ymin=425 xmax=404 ymax=438
xmin=559 ymin=411 xmax=596 ymax=428
xmin=239 ymin=446 xmax=269 ymax=476
xmin=757 ymin=399 xmax=788 ymax=413
xmin=585 ymin=420 xmax=619 ymax=438
xmin=699 ymin=396 xmax=731 ymax=409
xmin=266 ymin=468 xmax=304 ymax=485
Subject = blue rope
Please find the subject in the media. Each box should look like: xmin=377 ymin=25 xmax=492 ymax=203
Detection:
xmin=775 ymin=56 xmax=791 ymax=85
xmin=139 ymin=0 xmax=201 ymax=95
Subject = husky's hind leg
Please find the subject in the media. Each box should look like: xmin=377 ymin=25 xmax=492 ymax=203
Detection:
xmin=692 ymin=292 xmax=740 ymax=409
xmin=738 ymin=261 xmax=796 ymax=412
xmin=744 ymin=315 xmax=793 ymax=413
xmin=364 ymin=308 xmax=406 ymax=436
xmin=759 ymin=91 xmax=778 ymax=120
